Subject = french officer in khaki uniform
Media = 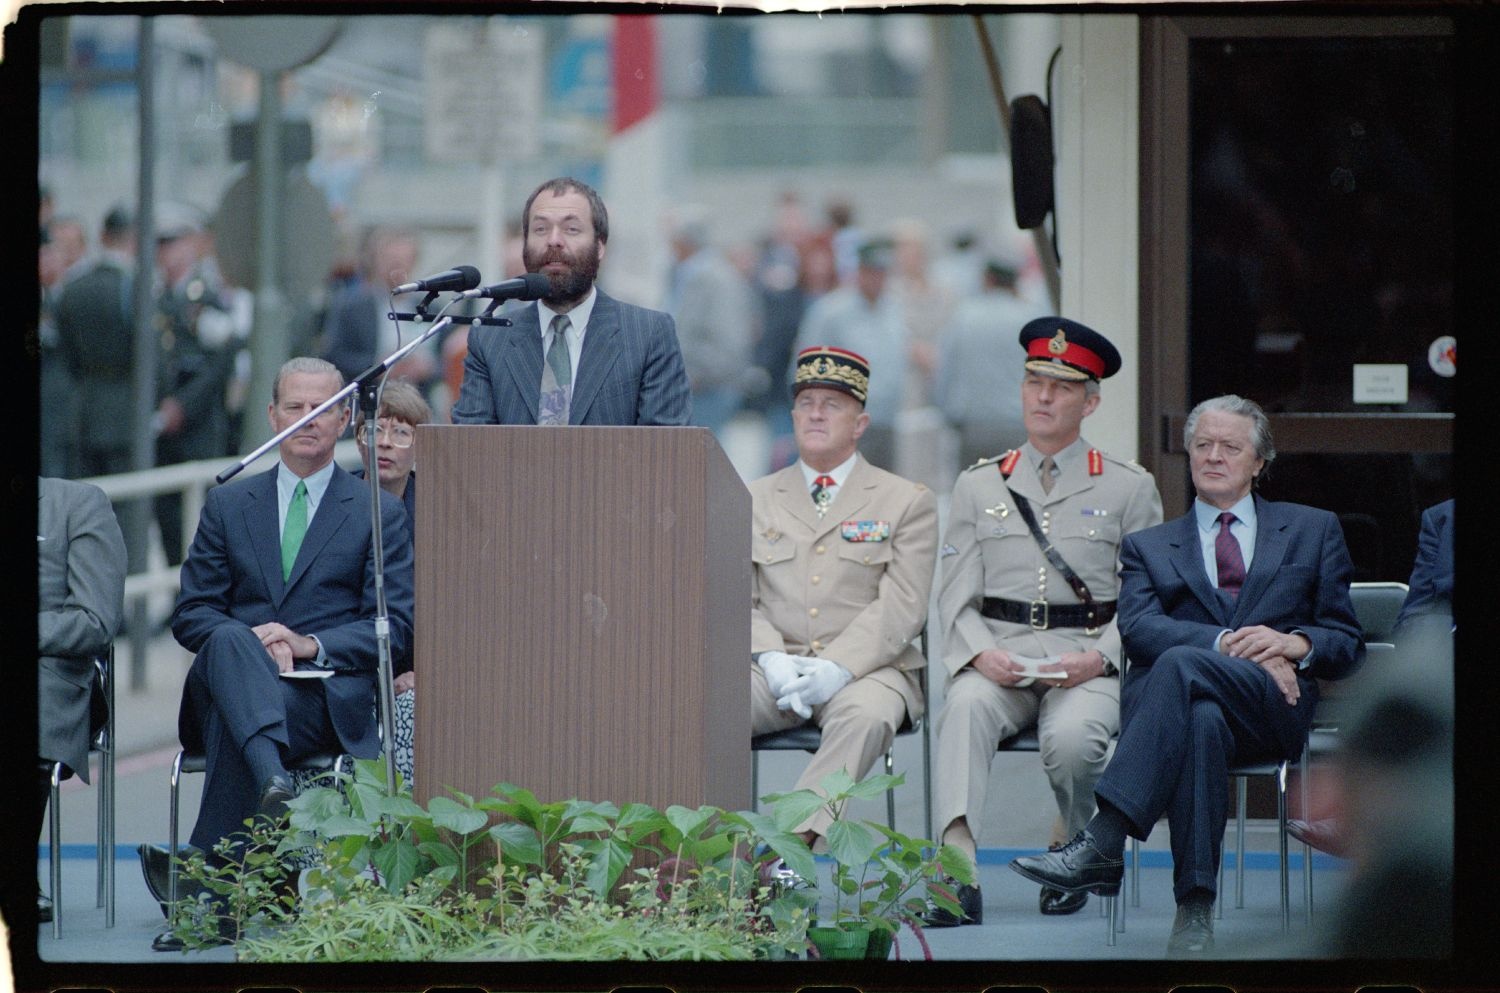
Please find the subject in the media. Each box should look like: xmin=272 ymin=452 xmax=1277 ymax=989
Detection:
xmin=750 ymin=346 xmax=938 ymax=843
xmin=927 ymin=318 xmax=1163 ymax=925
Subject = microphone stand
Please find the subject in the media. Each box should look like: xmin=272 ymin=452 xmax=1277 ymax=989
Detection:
xmin=217 ymin=294 xmax=477 ymax=794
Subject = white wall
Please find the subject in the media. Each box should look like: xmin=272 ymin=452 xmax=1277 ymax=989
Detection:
xmin=1055 ymin=15 xmax=1142 ymax=462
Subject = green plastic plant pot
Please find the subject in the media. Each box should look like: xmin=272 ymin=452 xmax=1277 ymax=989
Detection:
xmin=807 ymin=924 xmax=873 ymax=960
xmin=865 ymin=927 xmax=894 ymax=960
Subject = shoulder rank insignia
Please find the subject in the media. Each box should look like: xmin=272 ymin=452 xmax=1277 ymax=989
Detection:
xmin=967 ymin=452 xmax=1003 ymax=471
xmin=1088 ymin=449 xmax=1103 ymax=476
xmin=998 ymin=449 xmax=1022 ymax=478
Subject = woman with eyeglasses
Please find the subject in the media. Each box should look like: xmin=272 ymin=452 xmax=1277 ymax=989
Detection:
xmin=352 ymin=379 xmax=430 ymax=788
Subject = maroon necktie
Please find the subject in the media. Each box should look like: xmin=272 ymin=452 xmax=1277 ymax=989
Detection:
xmin=1215 ymin=512 xmax=1246 ymax=597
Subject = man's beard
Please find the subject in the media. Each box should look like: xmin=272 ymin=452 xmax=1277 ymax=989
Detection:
xmin=523 ymin=240 xmax=601 ymax=307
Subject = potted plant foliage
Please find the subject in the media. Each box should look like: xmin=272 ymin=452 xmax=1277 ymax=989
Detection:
xmin=161 ymin=760 xmax=822 ymax=961
xmin=761 ymin=768 xmax=975 ymax=960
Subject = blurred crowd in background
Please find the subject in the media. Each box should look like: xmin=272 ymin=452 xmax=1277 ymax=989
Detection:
xmin=39 ymin=182 xmax=1054 ymax=492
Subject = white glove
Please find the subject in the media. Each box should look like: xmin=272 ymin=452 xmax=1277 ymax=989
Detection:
xmin=777 ymin=690 xmax=813 ymax=720
xmin=758 ymin=651 xmax=805 ymax=699
xmin=778 ymin=657 xmax=854 ymax=711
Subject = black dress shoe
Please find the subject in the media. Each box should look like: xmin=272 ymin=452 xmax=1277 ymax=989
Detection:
xmin=1166 ymin=899 xmax=1215 ymax=958
xmin=1009 ymin=831 xmax=1123 ymax=897
xmin=1040 ymin=885 xmax=1089 ymax=915
xmin=139 ymin=843 xmax=204 ymax=917
xmin=923 ymin=880 xmax=983 ymax=927
xmin=151 ymin=914 xmax=237 ymax=952
xmin=36 ymin=894 xmax=53 ymax=923
xmin=256 ymin=773 xmax=296 ymax=821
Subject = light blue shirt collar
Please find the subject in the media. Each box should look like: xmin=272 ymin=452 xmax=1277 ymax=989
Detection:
xmin=1195 ymin=492 xmax=1257 ymax=583
xmin=277 ymin=459 xmax=337 ymax=536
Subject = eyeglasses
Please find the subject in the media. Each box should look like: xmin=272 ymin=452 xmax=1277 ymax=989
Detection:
xmin=357 ymin=419 xmax=415 ymax=448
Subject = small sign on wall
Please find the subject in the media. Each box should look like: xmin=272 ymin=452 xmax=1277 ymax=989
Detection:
xmin=1353 ymin=364 xmax=1409 ymax=404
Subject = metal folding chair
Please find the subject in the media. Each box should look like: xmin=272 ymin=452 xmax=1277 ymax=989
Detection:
xmin=166 ymin=749 xmax=352 ymax=905
xmin=751 ymin=634 xmax=933 ymax=840
xmin=45 ymin=647 xmax=115 ymax=939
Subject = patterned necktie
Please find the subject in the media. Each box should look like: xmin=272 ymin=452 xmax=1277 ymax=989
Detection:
xmin=811 ymin=475 xmax=836 ymax=516
xmin=1214 ymin=511 xmax=1246 ymax=597
xmin=539 ymin=314 xmax=573 ymax=425
xmin=1038 ymin=456 xmax=1057 ymax=495
xmin=281 ymin=480 xmax=308 ymax=580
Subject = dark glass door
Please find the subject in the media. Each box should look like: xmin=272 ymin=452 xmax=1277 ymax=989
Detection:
xmin=1141 ymin=16 xmax=1455 ymax=584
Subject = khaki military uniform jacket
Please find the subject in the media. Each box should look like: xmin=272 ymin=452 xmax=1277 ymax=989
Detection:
xmin=938 ymin=439 xmax=1163 ymax=680
xmin=750 ymin=456 xmax=938 ymax=720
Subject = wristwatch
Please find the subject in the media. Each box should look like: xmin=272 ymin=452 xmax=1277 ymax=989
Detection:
xmin=1099 ymin=652 xmax=1119 ymax=677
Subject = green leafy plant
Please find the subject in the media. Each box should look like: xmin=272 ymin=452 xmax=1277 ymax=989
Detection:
xmin=165 ymin=759 xmax=821 ymax=961
xmin=762 ymin=768 xmax=975 ymax=960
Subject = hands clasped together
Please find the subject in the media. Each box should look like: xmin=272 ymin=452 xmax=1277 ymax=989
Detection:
xmin=252 ymin=622 xmax=318 ymax=673
xmin=759 ymin=650 xmax=855 ymax=720
xmin=1221 ymin=625 xmax=1311 ymax=706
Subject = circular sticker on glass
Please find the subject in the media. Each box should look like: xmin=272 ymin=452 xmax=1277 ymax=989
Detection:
xmin=1427 ymin=336 xmax=1456 ymax=378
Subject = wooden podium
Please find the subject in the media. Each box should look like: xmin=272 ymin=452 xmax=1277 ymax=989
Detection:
xmin=412 ymin=426 xmax=751 ymax=813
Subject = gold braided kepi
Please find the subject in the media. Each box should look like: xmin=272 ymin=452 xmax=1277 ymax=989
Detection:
xmin=792 ymin=346 xmax=870 ymax=405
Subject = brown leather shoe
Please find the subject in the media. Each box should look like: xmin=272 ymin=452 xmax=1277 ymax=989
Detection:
xmin=1287 ymin=817 xmax=1348 ymax=857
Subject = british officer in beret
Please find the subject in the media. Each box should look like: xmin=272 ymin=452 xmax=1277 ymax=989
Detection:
xmin=749 ymin=347 xmax=938 ymax=846
xmin=927 ymin=317 xmax=1163 ymax=924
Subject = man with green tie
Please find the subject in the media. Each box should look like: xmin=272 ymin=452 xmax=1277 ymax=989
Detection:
xmin=141 ymin=357 xmax=413 ymax=949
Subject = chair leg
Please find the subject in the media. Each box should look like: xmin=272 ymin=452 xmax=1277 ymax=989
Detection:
xmin=884 ymin=748 xmax=896 ymax=833
xmin=1300 ymin=745 xmax=1313 ymax=925
xmin=101 ymin=722 xmax=116 ymax=927
xmin=1235 ymin=776 xmax=1248 ymax=909
xmin=1130 ymin=835 xmax=1141 ymax=907
xmin=49 ymin=763 xmax=64 ymax=939
xmin=751 ymin=751 xmax=760 ymax=816
xmin=1215 ymin=834 xmax=1224 ymax=920
xmin=1278 ymin=761 xmax=1290 ymax=932
xmin=921 ymin=718 xmax=933 ymax=844
xmin=168 ymin=751 xmax=184 ymax=907
xmin=1105 ymin=892 xmax=1117 ymax=946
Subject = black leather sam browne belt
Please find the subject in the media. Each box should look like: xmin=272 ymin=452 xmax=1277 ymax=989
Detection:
xmin=981 ymin=596 xmax=1117 ymax=631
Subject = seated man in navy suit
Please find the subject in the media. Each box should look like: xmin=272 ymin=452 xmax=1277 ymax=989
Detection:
xmin=1288 ymin=495 xmax=1454 ymax=857
xmin=142 ymin=357 xmax=414 ymax=949
xmin=451 ymin=176 xmax=691 ymax=427
xmin=1010 ymin=394 xmax=1363 ymax=957
xmin=1394 ymin=497 xmax=1455 ymax=641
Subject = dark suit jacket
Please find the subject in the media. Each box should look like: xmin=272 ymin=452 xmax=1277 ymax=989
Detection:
xmin=319 ymin=281 xmax=387 ymax=382
xmin=171 ymin=464 xmax=414 ymax=757
xmin=1397 ymin=498 xmax=1454 ymax=632
xmin=1118 ymin=495 xmax=1364 ymax=687
xmin=449 ymin=291 xmax=691 ymax=426
xmin=54 ymin=259 xmax=135 ymax=455
xmin=38 ymin=477 xmax=126 ymax=780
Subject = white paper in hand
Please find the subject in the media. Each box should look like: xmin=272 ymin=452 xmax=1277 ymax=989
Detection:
xmin=280 ymin=668 xmax=333 ymax=679
xmin=1009 ymin=655 xmax=1064 ymax=680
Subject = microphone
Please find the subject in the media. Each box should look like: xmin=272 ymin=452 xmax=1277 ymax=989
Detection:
xmin=460 ymin=272 xmax=553 ymax=301
xmin=391 ymin=265 xmax=482 ymax=295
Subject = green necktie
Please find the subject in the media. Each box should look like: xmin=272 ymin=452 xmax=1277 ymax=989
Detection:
xmin=281 ymin=480 xmax=308 ymax=580
xmin=539 ymin=314 xmax=573 ymax=425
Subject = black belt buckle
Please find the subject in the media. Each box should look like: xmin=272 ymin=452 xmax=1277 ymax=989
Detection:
xmin=1028 ymin=599 xmax=1049 ymax=630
